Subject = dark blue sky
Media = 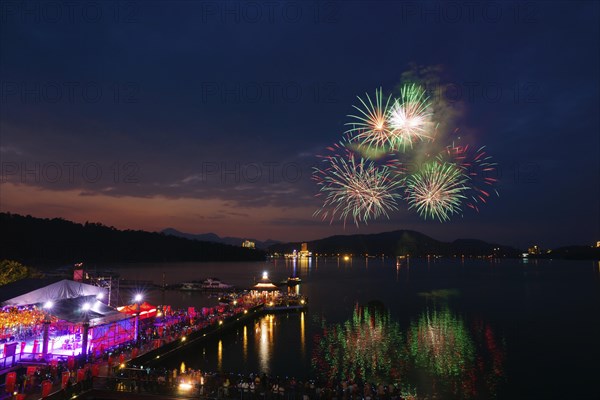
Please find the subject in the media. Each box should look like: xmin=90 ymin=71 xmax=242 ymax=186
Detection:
xmin=1 ymin=1 xmax=598 ymax=248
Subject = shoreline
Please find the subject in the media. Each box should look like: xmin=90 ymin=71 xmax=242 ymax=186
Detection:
xmin=0 ymin=298 xmax=307 ymax=400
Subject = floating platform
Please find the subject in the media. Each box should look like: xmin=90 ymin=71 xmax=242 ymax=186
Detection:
xmin=263 ymin=302 xmax=307 ymax=312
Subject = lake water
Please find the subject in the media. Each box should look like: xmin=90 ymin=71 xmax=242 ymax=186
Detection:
xmin=108 ymin=258 xmax=600 ymax=399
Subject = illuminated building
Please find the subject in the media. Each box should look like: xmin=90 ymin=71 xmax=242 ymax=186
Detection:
xmin=528 ymin=245 xmax=541 ymax=255
xmin=298 ymin=242 xmax=312 ymax=258
xmin=242 ymin=240 xmax=255 ymax=249
xmin=252 ymin=271 xmax=278 ymax=291
xmin=284 ymin=243 xmax=312 ymax=259
xmin=251 ymin=271 xmax=280 ymax=303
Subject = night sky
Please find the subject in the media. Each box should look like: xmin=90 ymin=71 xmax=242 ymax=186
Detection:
xmin=1 ymin=1 xmax=598 ymax=248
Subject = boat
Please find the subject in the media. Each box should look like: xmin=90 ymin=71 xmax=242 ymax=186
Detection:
xmin=180 ymin=282 xmax=202 ymax=291
xmin=202 ymin=278 xmax=234 ymax=290
xmin=287 ymin=277 xmax=302 ymax=286
xmin=180 ymin=278 xmax=234 ymax=291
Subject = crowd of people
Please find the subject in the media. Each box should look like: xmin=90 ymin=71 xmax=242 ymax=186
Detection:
xmin=0 ymin=307 xmax=53 ymax=344
xmin=0 ymin=296 xmax=425 ymax=400
xmin=0 ymin=295 xmax=266 ymax=399
xmin=99 ymin=369 xmax=419 ymax=400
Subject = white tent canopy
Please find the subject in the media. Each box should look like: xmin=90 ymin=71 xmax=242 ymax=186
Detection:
xmin=2 ymin=279 xmax=107 ymax=307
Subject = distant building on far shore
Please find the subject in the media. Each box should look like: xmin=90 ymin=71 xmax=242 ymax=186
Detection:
xmin=242 ymin=240 xmax=255 ymax=249
xmin=298 ymin=242 xmax=311 ymax=258
xmin=284 ymin=242 xmax=312 ymax=258
xmin=528 ymin=245 xmax=541 ymax=255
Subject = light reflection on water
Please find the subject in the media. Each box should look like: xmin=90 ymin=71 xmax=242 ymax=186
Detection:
xmin=408 ymin=307 xmax=505 ymax=398
xmin=312 ymin=302 xmax=505 ymax=399
xmin=217 ymin=340 xmax=222 ymax=371
xmin=117 ymin=258 xmax=599 ymax=399
xmin=242 ymin=325 xmax=247 ymax=362
xmin=300 ymin=311 xmax=305 ymax=359
xmin=312 ymin=303 xmax=404 ymax=383
xmin=256 ymin=314 xmax=274 ymax=374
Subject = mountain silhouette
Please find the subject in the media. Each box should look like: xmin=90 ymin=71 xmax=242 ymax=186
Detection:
xmin=162 ymin=228 xmax=280 ymax=249
xmin=269 ymin=230 xmax=521 ymax=257
xmin=0 ymin=213 xmax=265 ymax=264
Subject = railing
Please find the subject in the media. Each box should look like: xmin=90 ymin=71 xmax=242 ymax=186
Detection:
xmin=44 ymin=381 xmax=87 ymax=400
xmin=90 ymin=376 xmax=335 ymax=400
xmin=4 ymin=375 xmax=324 ymax=400
xmin=1 ymin=303 xmax=307 ymax=400
xmin=0 ymin=352 xmax=44 ymax=369
xmin=86 ymin=377 xmax=408 ymax=400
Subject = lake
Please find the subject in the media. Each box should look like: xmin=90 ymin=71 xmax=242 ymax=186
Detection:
xmin=106 ymin=258 xmax=600 ymax=399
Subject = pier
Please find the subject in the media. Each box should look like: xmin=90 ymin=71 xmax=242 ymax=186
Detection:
xmin=0 ymin=299 xmax=307 ymax=400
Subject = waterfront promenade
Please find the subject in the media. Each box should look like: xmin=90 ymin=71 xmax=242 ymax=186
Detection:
xmin=57 ymin=371 xmax=413 ymax=400
xmin=1 ymin=295 xmax=308 ymax=400
xmin=8 ymin=366 xmax=414 ymax=400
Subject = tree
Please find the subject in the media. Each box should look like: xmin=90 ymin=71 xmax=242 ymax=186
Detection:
xmin=0 ymin=260 xmax=43 ymax=285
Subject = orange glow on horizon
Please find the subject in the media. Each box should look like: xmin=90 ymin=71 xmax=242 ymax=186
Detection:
xmin=0 ymin=182 xmax=349 ymax=241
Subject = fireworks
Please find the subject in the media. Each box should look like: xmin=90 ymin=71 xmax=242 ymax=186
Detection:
xmin=314 ymin=82 xmax=499 ymax=225
xmin=346 ymin=88 xmax=395 ymax=150
xmin=405 ymin=161 xmax=469 ymax=222
xmin=443 ymin=144 xmax=499 ymax=212
xmin=313 ymin=143 xmax=402 ymax=226
xmin=387 ymin=84 xmax=434 ymax=150
xmin=346 ymin=85 xmax=434 ymax=152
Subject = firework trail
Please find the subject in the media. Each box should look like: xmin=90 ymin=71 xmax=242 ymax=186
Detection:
xmin=313 ymin=81 xmax=500 ymax=225
xmin=388 ymin=84 xmax=435 ymax=150
xmin=345 ymin=88 xmax=395 ymax=150
xmin=313 ymin=142 xmax=402 ymax=226
xmin=405 ymin=160 xmax=469 ymax=222
xmin=443 ymin=144 xmax=499 ymax=212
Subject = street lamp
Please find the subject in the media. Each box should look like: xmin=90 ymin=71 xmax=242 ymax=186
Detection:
xmin=81 ymin=303 xmax=91 ymax=362
xmin=41 ymin=301 xmax=53 ymax=358
xmin=133 ymin=294 xmax=143 ymax=344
